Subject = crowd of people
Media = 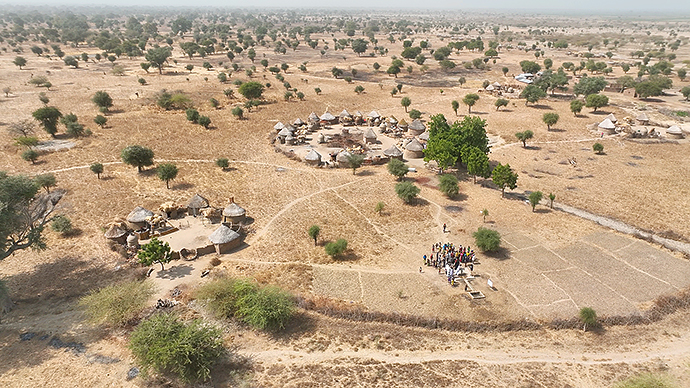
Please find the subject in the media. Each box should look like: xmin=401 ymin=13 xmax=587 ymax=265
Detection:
xmin=422 ymin=242 xmax=478 ymax=286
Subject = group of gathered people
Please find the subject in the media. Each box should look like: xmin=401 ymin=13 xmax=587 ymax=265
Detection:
xmin=423 ymin=242 xmax=477 ymax=286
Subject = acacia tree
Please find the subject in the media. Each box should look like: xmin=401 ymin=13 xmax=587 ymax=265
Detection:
xmin=528 ymin=191 xmax=543 ymax=212
xmin=491 ymin=163 xmax=518 ymax=197
xmin=570 ymin=100 xmax=584 ymax=116
xmin=346 ymin=154 xmax=364 ymax=175
xmin=400 ymin=96 xmax=411 ymax=112
xmin=466 ymin=147 xmax=490 ymax=183
xmin=495 ymin=98 xmax=509 ymax=110
xmin=121 ymin=145 xmax=154 ymax=172
xmin=145 ymin=46 xmax=172 ymax=74
xmin=387 ymin=158 xmax=409 ymax=180
xmin=520 ymin=85 xmax=547 ymax=105
xmin=395 ymin=181 xmax=420 ymax=204
xmin=515 ymin=130 xmax=534 ymax=148
xmin=463 ymin=93 xmax=480 ymax=113
xmin=90 ymin=163 xmax=104 ymax=179
xmin=13 ymin=56 xmax=27 ymax=69
xmin=238 ymin=82 xmax=264 ymax=99
xmin=32 ymin=107 xmax=62 ymax=137
xmin=92 ymin=91 xmax=113 ymax=112
xmin=585 ymin=94 xmax=609 ymax=112
xmin=1 ymin=172 xmax=64 ymax=260
xmin=451 ymin=100 xmax=459 ymax=115
xmin=542 ymin=112 xmax=559 ymax=130
xmin=138 ymin=237 xmax=172 ymax=270
xmin=34 ymin=174 xmax=57 ymax=193
xmin=308 ymin=225 xmax=320 ymax=246
xmin=157 ymin=163 xmax=178 ymax=189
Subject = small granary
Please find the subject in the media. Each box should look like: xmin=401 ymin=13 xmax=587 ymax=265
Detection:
xmin=187 ymin=194 xmax=209 ymax=216
xmin=364 ymin=128 xmax=377 ymax=144
xmin=308 ymin=112 xmax=319 ymax=123
xmin=408 ymin=119 xmax=426 ymax=136
xmin=598 ymin=118 xmax=616 ymax=133
xmin=293 ymin=118 xmax=304 ymax=127
xmin=104 ymin=223 xmax=128 ymax=244
xmin=304 ymin=149 xmax=322 ymax=165
xmin=405 ymin=138 xmax=425 ymax=158
xmin=339 ymin=109 xmax=352 ymax=122
xmin=320 ymin=111 xmax=338 ymax=124
xmin=636 ymin=112 xmax=649 ymax=124
xmin=398 ymin=119 xmax=408 ymax=130
xmin=127 ymin=206 xmax=154 ymax=229
xmin=208 ymin=224 xmax=242 ymax=254
xmin=383 ymin=145 xmax=403 ymax=160
xmin=222 ymin=200 xmax=246 ymax=224
xmin=273 ymin=122 xmax=285 ymax=131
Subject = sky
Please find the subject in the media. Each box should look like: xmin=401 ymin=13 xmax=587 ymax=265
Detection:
xmin=0 ymin=0 xmax=689 ymax=13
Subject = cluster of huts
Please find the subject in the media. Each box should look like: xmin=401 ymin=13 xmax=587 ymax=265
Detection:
xmin=104 ymin=194 xmax=249 ymax=258
xmin=595 ymin=112 xmax=687 ymax=139
xmin=274 ymin=110 xmax=430 ymax=167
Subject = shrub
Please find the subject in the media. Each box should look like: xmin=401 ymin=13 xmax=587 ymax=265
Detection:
xmin=90 ymin=162 xmax=104 ymax=179
xmin=94 ymin=115 xmax=107 ymax=128
xmin=196 ymin=277 xmax=256 ymax=319
xmin=438 ymin=174 xmax=459 ymax=198
xmin=129 ymin=313 xmax=225 ymax=382
xmin=79 ymin=280 xmax=155 ymax=327
xmin=209 ymin=98 xmax=220 ymax=109
xmin=528 ymin=191 xmax=543 ymax=212
xmin=231 ymin=106 xmax=243 ymax=119
xmin=395 ymin=181 xmax=420 ymax=203
xmin=50 ymin=215 xmax=72 ymax=235
xmin=408 ymin=109 xmax=422 ymax=119
xmin=92 ymin=91 xmax=113 ymax=111
xmin=613 ymin=373 xmax=676 ymax=388
xmin=579 ymin=307 xmax=598 ymax=331
xmin=215 ymin=158 xmax=229 ymax=170
xmin=235 ymin=286 xmax=295 ymax=330
xmin=375 ymin=202 xmax=385 ymax=215
xmin=21 ymin=149 xmax=39 ymax=164
xmin=387 ymin=158 xmax=409 ymax=180
xmin=34 ymin=173 xmax=57 ymax=193
xmin=138 ymin=77 xmax=146 ymax=85
xmin=156 ymin=90 xmax=192 ymax=110
xmin=186 ymin=108 xmax=199 ymax=123
xmin=325 ymin=238 xmax=348 ymax=258
xmin=593 ymin=142 xmax=604 ymax=154
xmin=473 ymin=227 xmax=501 ymax=252
xmin=198 ymin=116 xmax=211 ymax=128
xmin=308 ymin=225 xmax=320 ymax=246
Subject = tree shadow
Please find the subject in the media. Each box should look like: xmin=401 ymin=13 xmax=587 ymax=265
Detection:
xmin=139 ymin=168 xmax=158 ymax=177
xmin=356 ymin=170 xmax=376 ymax=176
xmin=155 ymin=263 xmax=194 ymax=280
xmin=525 ymin=145 xmax=542 ymax=150
xmin=591 ymin=110 xmax=609 ymax=115
xmin=534 ymin=208 xmax=552 ymax=214
xmin=333 ymin=250 xmax=361 ymax=262
xmin=172 ymin=182 xmax=195 ymax=190
xmin=268 ymin=311 xmax=317 ymax=341
xmin=99 ymin=176 xmax=115 ymax=181
xmin=447 ymin=191 xmax=468 ymax=201
xmin=530 ymin=104 xmax=553 ymax=110
xmin=547 ymin=128 xmax=566 ymax=133
xmin=482 ymin=246 xmax=512 ymax=261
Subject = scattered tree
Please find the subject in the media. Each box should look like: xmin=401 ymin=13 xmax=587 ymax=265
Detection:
xmin=354 ymin=85 xmax=365 ymax=94
xmin=473 ymin=227 xmax=501 ymax=252
xmin=515 ymin=130 xmax=534 ymax=148
xmin=346 ymin=154 xmax=365 ymax=175
xmin=215 ymin=158 xmax=229 ymax=170
xmin=32 ymin=106 xmax=62 ymax=137
xmin=451 ymin=100 xmax=459 ymax=115
xmin=494 ymin=98 xmax=509 ymax=110
xmin=157 ymin=163 xmax=178 ymax=189
xmin=92 ymin=91 xmax=113 ymax=112
xmin=50 ymin=215 xmax=72 ymax=236
xmin=520 ymin=85 xmax=547 ymax=105
xmin=198 ymin=116 xmax=211 ymax=129
xmin=121 ymin=145 xmax=154 ymax=172
xmin=395 ymin=181 xmax=420 ymax=204
xmin=439 ymin=174 xmax=459 ymax=198
xmin=401 ymin=96 xmax=411 ymax=112
xmin=325 ymin=239 xmax=348 ymax=259
xmin=593 ymin=142 xmax=604 ymax=154
xmin=34 ymin=173 xmax=56 ymax=193
xmin=231 ymin=106 xmax=244 ymax=119
xmin=542 ymin=112 xmax=559 ymax=130
xmin=585 ymin=94 xmax=609 ymax=112
xmin=409 ymin=109 xmax=422 ymax=119
xmin=237 ymin=81 xmax=265 ymax=99
xmin=492 ymin=163 xmax=518 ymax=197
xmin=21 ymin=149 xmax=39 ymax=164
xmin=186 ymin=108 xmax=199 ymax=123
xmin=145 ymin=46 xmax=172 ymax=74
xmin=63 ymin=56 xmax=79 ymax=68
xmin=387 ymin=158 xmax=409 ymax=180
xmin=528 ymin=191 xmax=543 ymax=212
xmin=13 ymin=56 xmax=27 ymax=69
xmin=94 ymin=115 xmax=107 ymax=128
xmin=481 ymin=209 xmax=489 ymax=223
xmin=682 ymin=86 xmax=690 ymax=101
xmin=548 ymin=193 xmax=556 ymax=209
xmin=79 ymin=280 xmax=154 ymax=327
xmin=463 ymin=93 xmax=480 ymax=113
xmin=90 ymin=162 xmax=104 ymax=179
xmin=570 ymin=100 xmax=584 ymax=116
xmin=308 ymin=225 xmax=320 ymax=246
xmin=579 ymin=307 xmax=597 ymax=332
xmin=375 ymin=202 xmax=385 ymax=215
xmin=138 ymin=237 xmax=172 ymax=270
xmin=573 ymin=76 xmax=607 ymax=96
xmin=466 ymin=147 xmax=491 ymax=183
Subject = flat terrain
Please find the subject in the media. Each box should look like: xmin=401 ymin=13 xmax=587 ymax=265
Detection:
xmin=1 ymin=8 xmax=690 ymax=387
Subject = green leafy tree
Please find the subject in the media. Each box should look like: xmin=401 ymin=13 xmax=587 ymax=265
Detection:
xmin=50 ymin=215 xmax=72 ymax=235
xmin=593 ymin=142 xmax=604 ymax=154
xmin=492 ymin=163 xmax=518 ymax=197
xmin=63 ymin=56 xmax=79 ymax=68
xmin=519 ymin=60 xmax=541 ymax=74
xmin=32 ymin=106 xmax=62 ymax=137
xmin=573 ymin=76 xmax=607 ymax=96
xmin=185 ymin=108 xmax=199 ymax=123
xmin=481 ymin=209 xmax=489 ymax=223
xmin=678 ymin=68 xmax=687 ymax=81
xmin=375 ymin=202 xmax=385 ymax=215
xmin=308 ymin=225 xmax=320 ymax=246
xmin=570 ymin=100 xmax=584 ymax=116
xmin=387 ymin=158 xmax=409 ymax=180
xmin=198 ymin=116 xmax=211 ymax=129
xmin=138 ymin=237 xmax=172 ymax=270
xmin=145 ymin=46 xmax=172 ymax=74
xmin=520 ymin=85 xmax=547 ymax=105
xmin=129 ymin=313 xmax=224 ymax=382
xmin=395 ymin=181 xmax=420 ymax=204
xmin=401 ymin=96 xmax=411 ymax=112
xmin=237 ymin=81 xmax=265 ymax=99
xmin=439 ymin=174 xmax=459 ymax=198
xmin=463 ymin=93 xmax=480 ymax=113
xmin=94 ymin=115 xmax=107 ymax=128
xmin=1 ymin=172 xmax=64 ymax=260
xmin=409 ymin=109 xmax=422 ymax=119
xmin=331 ymin=67 xmax=343 ymax=78
xmin=157 ymin=163 xmax=178 ymax=189
xmin=92 ymin=91 xmax=113 ymax=112
xmin=579 ymin=307 xmax=597 ymax=332
xmin=346 ymin=154 xmax=365 ymax=175
xmin=548 ymin=193 xmax=556 ymax=209
xmin=354 ymin=85 xmax=365 ymax=94
xmin=90 ymin=163 xmax=104 ymax=179
xmin=528 ymin=191 xmax=543 ymax=212
xmin=325 ymin=239 xmax=348 ymax=259
xmin=682 ymin=86 xmax=690 ymax=101
xmin=386 ymin=65 xmax=400 ymax=78
xmin=140 ymin=62 xmax=151 ymax=73
xmin=215 ymin=158 xmax=229 ymax=170
xmin=451 ymin=100 xmax=459 ymax=115
xmin=542 ymin=112 xmax=559 ymax=130
xmin=515 ymin=130 xmax=534 ymax=148
xmin=634 ymin=81 xmax=663 ymax=99
xmin=494 ymin=98 xmax=509 ymax=110
xmin=34 ymin=173 xmax=56 ymax=193
xmin=585 ymin=94 xmax=609 ymax=112
xmin=21 ymin=149 xmax=39 ymax=164
xmin=231 ymin=106 xmax=243 ymax=119
xmin=13 ymin=56 xmax=27 ymax=69
xmin=424 ymin=114 xmax=490 ymax=170
xmin=351 ymin=39 xmax=368 ymax=56
xmin=473 ymin=227 xmax=501 ymax=252
xmin=466 ymin=147 xmax=490 ymax=183
xmin=121 ymin=145 xmax=154 ymax=172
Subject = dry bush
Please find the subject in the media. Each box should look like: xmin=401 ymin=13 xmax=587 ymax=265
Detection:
xmin=79 ymin=280 xmax=155 ymax=327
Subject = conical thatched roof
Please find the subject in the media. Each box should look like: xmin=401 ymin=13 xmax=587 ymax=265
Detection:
xmin=308 ymin=112 xmax=319 ymax=122
xmin=485 ymin=84 xmax=495 ymax=91
xmin=336 ymin=150 xmax=352 ymax=163
xmin=304 ymin=149 xmax=322 ymax=161
xmin=222 ymin=202 xmax=246 ymax=217
xmin=293 ymin=118 xmax=304 ymax=126
xmin=364 ymin=128 xmax=377 ymax=139
xmin=389 ymin=116 xmax=398 ymax=124
xmin=278 ymin=128 xmax=292 ymax=137
xmin=187 ymin=194 xmax=209 ymax=209
xmin=409 ymin=119 xmax=426 ymax=131
xmin=398 ymin=119 xmax=408 ymax=127
xmin=284 ymin=124 xmax=296 ymax=132
xmin=127 ymin=206 xmax=154 ymax=223
xmin=667 ymin=125 xmax=682 ymax=135
xmin=598 ymin=118 xmax=616 ymax=130
xmin=368 ymin=110 xmax=381 ymax=119
xmin=419 ymin=131 xmax=430 ymax=141
xmin=383 ymin=145 xmax=403 ymax=157
xmin=208 ymin=224 xmax=241 ymax=244
xmin=104 ymin=224 xmax=127 ymax=239
xmin=320 ymin=111 xmax=336 ymax=121
xmin=339 ymin=109 xmax=352 ymax=118
xmin=492 ymin=82 xmax=501 ymax=87
xmin=605 ymin=113 xmax=617 ymax=123
xmin=405 ymin=138 xmax=425 ymax=152
xmin=636 ymin=112 xmax=649 ymax=122
xmin=354 ymin=111 xmax=363 ymax=117
xmin=273 ymin=122 xmax=285 ymax=131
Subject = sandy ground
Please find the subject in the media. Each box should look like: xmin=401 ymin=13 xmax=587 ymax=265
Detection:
xmin=1 ymin=10 xmax=690 ymax=387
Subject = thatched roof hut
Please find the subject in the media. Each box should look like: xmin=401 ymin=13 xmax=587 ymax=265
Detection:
xmin=383 ymin=145 xmax=403 ymax=160
xmin=636 ymin=112 xmax=649 ymax=123
xmin=419 ymin=130 xmax=430 ymax=142
xmin=339 ymin=109 xmax=352 ymax=119
xmin=308 ymin=112 xmax=319 ymax=123
xmin=667 ymin=125 xmax=683 ymax=138
xmin=273 ymin=122 xmax=285 ymax=131
xmin=398 ymin=119 xmax=408 ymax=129
xmin=187 ymin=194 xmax=209 ymax=211
xmin=320 ymin=111 xmax=337 ymax=124
xmin=293 ymin=118 xmax=304 ymax=126
xmin=408 ymin=119 xmax=426 ymax=135
xmin=368 ymin=110 xmax=381 ymax=119
xmin=364 ymin=128 xmax=377 ymax=144
xmin=208 ymin=224 xmax=242 ymax=254
xmin=104 ymin=224 xmax=128 ymax=242
xmin=605 ymin=113 xmax=617 ymax=123
xmin=598 ymin=118 xmax=616 ymax=132
xmin=127 ymin=206 xmax=153 ymax=228
xmin=405 ymin=138 xmax=425 ymax=158
xmin=485 ymin=84 xmax=495 ymax=91
xmin=336 ymin=150 xmax=353 ymax=166
xmin=222 ymin=201 xmax=246 ymax=224
xmin=277 ymin=127 xmax=291 ymax=143
xmin=284 ymin=124 xmax=296 ymax=133
xmin=304 ymin=149 xmax=322 ymax=165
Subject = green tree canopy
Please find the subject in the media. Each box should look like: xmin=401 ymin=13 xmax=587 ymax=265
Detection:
xmin=473 ymin=227 xmax=501 ymax=252
xmin=520 ymin=85 xmax=547 ymax=105
xmin=573 ymin=76 xmax=607 ymax=96
xmin=439 ymin=174 xmax=459 ymax=198
xmin=424 ymin=114 xmax=490 ymax=170
xmin=519 ymin=60 xmax=541 ymax=74
xmin=466 ymin=147 xmax=490 ymax=183
xmin=92 ymin=91 xmax=113 ymax=111
xmin=491 ymin=163 xmax=518 ymax=197
xmin=542 ymin=112 xmax=559 ymax=130
xmin=34 ymin=173 xmax=57 ymax=193
xmin=387 ymin=158 xmax=409 ymax=180
xmin=515 ymin=130 xmax=534 ymax=148
xmin=395 ymin=181 xmax=420 ymax=204
xmin=138 ymin=237 xmax=172 ymax=270
xmin=238 ymin=81 xmax=265 ymax=99
xmin=346 ymin=154 xmax=365 ymax=175
xmin=570 ymin=100 xmax=584 ymax=116
xmin=585 ymin=94 xmax=609 ymax=112
xmin=528 ymin=191 xmax=543 ymax=212
xmin=308 ymin=225 xmax=320 ymax=246
xmin=462 ymin=93 xmax=480 ymax=113
xmin=121 ymin=145 xmax=154 ymax=172
xmin=90 ymin=162 xmax=104 ymax=179
xmin=13 ymin=56 xmax=27 ymax=69
xmin=494 ymin=98 xmax=509 ymax=110
xmin=32 ymin=106 xmax=62 ymax=137
xmin=351 ymin=39 xmax=368 ymax=56
xmin=145 ymin=46 xmax=172 ymax=74
xmin=401 ymin=96 xmax=411 ymax=112
xmin=157 ymin=163 xmax=178 ymax=189
xmin=325 ymin=238 xmax=348 ymax=258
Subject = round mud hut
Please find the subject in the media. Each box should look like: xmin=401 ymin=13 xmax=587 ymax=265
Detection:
xmin=127 ymin=206 xmax=154 ymax=230
xmin=308 ymin=112 xmax=319 ymax=123
xmin=208 ymin=224 xmax=242 ymax=254
xmin=304 ymin=149 xmax=322 ymax=165
xmin=320 ymin=111 xmax=338 ymax=125
xmin=273 ymin=122 xmax=285 ymax=132
xmin=364 ymin=128 xmax=378 ymax=144
xmin=408 ymin=119 xmax=426 ymax=136
xmin=405 ymin=138 xmax=425 ymax=159
xmin=598 ymin=118 xmax=616 ymax=133
xmin=187 ymin=194 xmax=210 ymax=216
xmin=336 ymin=150 xmax=353 ymax=167
xmin=667 ymin=125 xmax=684 ymax=139
xmin=605 ymin=113 xmax=617 ymax=123
xmin=222 ymin=201 xmax=247 ymax=224
xmin=383 ymin=145 xmax=403 ymax=160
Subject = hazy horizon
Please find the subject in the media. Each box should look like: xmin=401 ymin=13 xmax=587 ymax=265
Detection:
xmin=0 ymin=1 xmax=689 ymax=14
